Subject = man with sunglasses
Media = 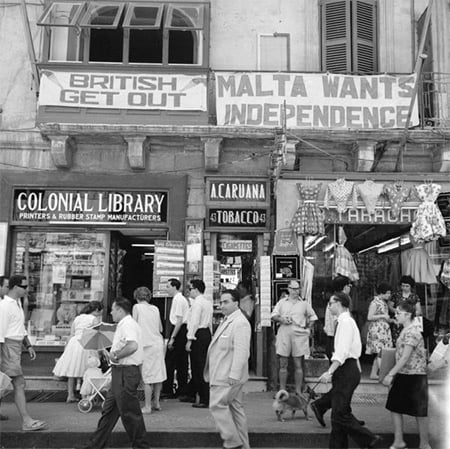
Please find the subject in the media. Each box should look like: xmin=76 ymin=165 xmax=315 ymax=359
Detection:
xmin=0 ymin=274 xmax=47 ymax=431
xmin=271 ymin=279 xmax=318 ymax=395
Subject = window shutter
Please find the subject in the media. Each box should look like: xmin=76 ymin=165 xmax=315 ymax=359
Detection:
xmin=320 ymin=0 xmax=351 ymax=72
xmin=352 ymin=0 xmax=377 ymax=73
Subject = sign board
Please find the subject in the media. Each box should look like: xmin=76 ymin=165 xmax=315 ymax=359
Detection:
xmin=208 ymin=180 xmax=268 ymax=203
xmin=215 ymin=72 xmax=419 ymax=129
xmin=39 ymin=71 xmax=207 ymax=111
xmin=221 ymin=240 xmax=252 ymax=252
xmin=13 ymin=189 xmax=168 ymax=224
xmin=273 ymin=228 xmax=299 ymax=255
xmin=207 ymin=208 xmax=268 ymax=228
xmin=153 ymin=240 xmax=185 ymax=298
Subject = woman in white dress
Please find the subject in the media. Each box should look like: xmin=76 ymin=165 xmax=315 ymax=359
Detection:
xmin=132 ymin=287 xmax=167 ymax=414
xmin=53 ymin=301 xmax=103 ymax=402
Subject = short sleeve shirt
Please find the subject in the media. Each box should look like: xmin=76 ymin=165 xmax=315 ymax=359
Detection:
xmin=271 ymin=297 xmax=318 ymax=330
xmin=169 ymin=292 xmax=189 ymax=325
xmin=111 ymin=315 xmax=143 ymax=366
xmin=396 ymin=324 xmax=427 ymax=375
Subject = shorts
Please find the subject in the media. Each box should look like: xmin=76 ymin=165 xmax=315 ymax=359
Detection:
xmin=275 ymin=326 xmax=310 ymax=358
xmin=1 ymin=338 xmax=23 ymax=377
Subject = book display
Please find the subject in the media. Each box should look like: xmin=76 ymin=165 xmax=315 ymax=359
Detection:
xmin=12 ymin=231 xmax=107 ymax=346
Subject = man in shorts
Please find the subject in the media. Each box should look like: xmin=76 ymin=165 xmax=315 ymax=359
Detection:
xmin=271 ymin=279 xmax=318 ymax=395
xmin=0 ymin=274 xmax=47 ymax=431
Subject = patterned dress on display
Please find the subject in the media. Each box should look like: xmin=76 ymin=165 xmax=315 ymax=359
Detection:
xmin=291 ymin=183 xmax=325 ymax=236
xmin=383 ymin=182 xmax=410 ymax=220
xmin=356 ymin=180 xmax=384 ymax=215
xmin=324 ymin=178 xmax=355 ymax=214
xmin=365 ymin=296 xmax=393 ymax=355
xmin=410 ymin=183 xmax=446 ymax=243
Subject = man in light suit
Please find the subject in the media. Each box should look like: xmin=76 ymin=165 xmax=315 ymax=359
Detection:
xmin=204 ymin=289 xmax=251 ymax=449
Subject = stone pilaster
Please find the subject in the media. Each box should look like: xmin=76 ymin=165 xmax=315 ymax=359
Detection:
xmin=48 ymin=135 xmax=74 ymax=169
xmin=283 ymin=140 xmax=297 ymax=170
xmin=124 ymin=136 xmax=147 ymax=170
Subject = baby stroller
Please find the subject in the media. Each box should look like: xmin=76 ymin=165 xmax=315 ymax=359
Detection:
xmin=77 ymin=368 xmax=112 ymax=413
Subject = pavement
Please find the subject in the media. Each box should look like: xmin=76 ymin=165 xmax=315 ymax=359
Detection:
xmin=1 ymin=385 xmax=449 ymax=449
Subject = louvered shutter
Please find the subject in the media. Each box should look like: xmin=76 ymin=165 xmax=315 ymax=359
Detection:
xmin=320 ymin=0 xmax=351 ymax=72
xmin=352 ymin=0 xmax=377 ymax=73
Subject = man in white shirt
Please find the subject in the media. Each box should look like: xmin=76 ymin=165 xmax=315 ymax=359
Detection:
xmin=0 ymin=275 xmax=9 ymax=421
xmin=84 ymin=297 xmax=149 ymax=449
xmin=0 ymin=275 xmax=46 ymax=431
xmin=271 ymin=279 xmax=318 ymax=395
xmin=314 ymin=292 xmax=380 ymax=449
xmin=162 ymin=278 xmax=190 ymax=399
xmin=204 ymin=289 xmax=251 ymax=449
xmin=186 ymin=279 xmax=213 ymax=408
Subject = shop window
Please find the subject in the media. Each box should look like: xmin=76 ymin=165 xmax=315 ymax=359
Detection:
xmin=319 ymin=0 xmax=377 ymax=73
xmin=38 ymin=1 xmax=208 ymax=66
xmin=12 ymin=231 xmax=107 ymax=347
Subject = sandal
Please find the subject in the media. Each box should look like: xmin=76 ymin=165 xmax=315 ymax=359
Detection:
xmin=389 ymin=445 xmax=407 ymax=449
xmin=22 ymin=420 xmax=47 ymax=431
xmin=141 ymin=407 xmax=152 ymax=415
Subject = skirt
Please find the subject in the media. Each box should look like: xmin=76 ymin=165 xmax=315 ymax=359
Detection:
xmin=53 ymin=336 xmax=94 ymax=378
xmin=385 ymin=373 xmax=428 ymax=417
xmin=141 ymin=344 xmax=167 ymax=384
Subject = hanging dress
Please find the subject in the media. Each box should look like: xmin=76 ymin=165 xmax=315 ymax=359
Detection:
xmin=440 ymin=259 xmax=450 ymax=289
xmin=324 ymin=178 xmax=356 ymax=214
xmin=410 ymin=183 xmax=446 ymax=243
xmin=356 ymin=180 xmax=384 ymax=215
xmin=365 ymin=296 xmax=393 ymax=355
xmin=402 ymin=241 xmax=437 ymax=284
xmin=291 ymin=183 xmax=325 ymax=236
xmin=333 ymin=227 xmax=360 ymax=282
xmin=384 ymin=182 xmax=410 ymax=220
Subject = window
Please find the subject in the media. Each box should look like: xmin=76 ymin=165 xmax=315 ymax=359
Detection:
xmin=258 ymin=34 xmax=290 ymax=71
xmin=38 ymin=1 xmax=208 ymax=66
xmin=320 ymin=0 xmax=377 ymax=73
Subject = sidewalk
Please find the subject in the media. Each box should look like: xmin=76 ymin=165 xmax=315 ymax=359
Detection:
xmin=1 ymin=388 xmax=448 ymax=448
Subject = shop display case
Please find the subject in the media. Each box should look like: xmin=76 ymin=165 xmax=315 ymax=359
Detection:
xmin=12 ymin=231 xmax=107 ymax=347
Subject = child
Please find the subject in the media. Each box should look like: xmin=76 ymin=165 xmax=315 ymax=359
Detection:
xmin=80 ymin=355 xmax=103 ymax=399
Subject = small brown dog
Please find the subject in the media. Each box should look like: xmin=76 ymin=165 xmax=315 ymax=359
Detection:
xmin=272 ymin=387 xmax=317 ymax=422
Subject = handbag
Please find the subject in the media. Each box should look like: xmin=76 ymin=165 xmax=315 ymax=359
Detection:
xmin=378 ymin=348 xmax=396 ymax=382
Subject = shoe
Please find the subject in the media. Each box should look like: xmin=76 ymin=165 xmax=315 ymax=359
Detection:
xmin=141 ymin=407 xmax=152 ymax=414
xmin=367 ymin=434 xmax=382 ymax=448
xmin=310 ymin=401 xmax=326 ymax=427
xmin=192 ymin=403 xmax=208 ymax=408
xmin=389 ymin=445 xmax=407 ymax=449
xmin=160 ymin=392 xmax=176 ymax=399
xmin=223 ymin=446 xmax=243 ymax=449
xmin=0 ymin=414 xmax=9 ymax=421
xmin=178 ymin=395 xmax=196 ymax=403
xmin=66 ymin=397 xmax=78 ymax=403
xmin=22 ymin=420 xmax=47 ymax=431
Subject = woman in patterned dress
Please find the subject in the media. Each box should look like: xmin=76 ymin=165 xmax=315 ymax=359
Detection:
xmin=382 ymin=300 xmax=430 ymax=449
xmin=365 ymin=282 xmax=394 ymax=379
xmin=388 ymin=275 xmax=422 ymax=345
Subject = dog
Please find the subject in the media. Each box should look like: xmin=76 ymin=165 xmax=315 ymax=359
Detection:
xmin=272 ymin=387 xmax=317 ymax=422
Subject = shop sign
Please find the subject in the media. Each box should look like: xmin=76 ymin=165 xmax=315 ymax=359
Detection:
xmin=221 ymin=240 xmax=252 ymax=252
xmin=273 ymin=228 xmax=299 ymax=255
xmin=208 ymin=208 xmax=268 ymax=228
xmin=13 ymin=189 xmax=168 ymax=224
xmin=324 ymin=205 xmax=417 ymax=224
xmin=208 ymin=180 xmax=267 ymax=202
xmin=153 ymin=240 xmax=185 ymax=297
xmin=38 ymin=70 xmax=207 ymax=111
xmin=215 ymin=72 xmax=418 ymax=129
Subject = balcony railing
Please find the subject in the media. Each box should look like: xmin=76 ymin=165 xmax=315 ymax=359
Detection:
xmin=419 ymin=72 xmax=450 ymax=128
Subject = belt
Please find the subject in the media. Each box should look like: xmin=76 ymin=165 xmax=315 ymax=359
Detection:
xmin=111 ymin=364 xmax=140 ymax=368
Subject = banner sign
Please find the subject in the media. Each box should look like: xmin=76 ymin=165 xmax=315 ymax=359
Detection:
xmin=13 ymin=189 xmax=168 ymax=224
xmin=207 ymin=208 xmax=268 ymax=228
xmin=39 ymin=71 xmax=207 ymax=111
xmin=208 ymin=180 xmax=268 ymax=203
xmin=153 ymin=240 xmax=185 ymax=297
xmin=215 ymin=72 xmax=419 ymax=129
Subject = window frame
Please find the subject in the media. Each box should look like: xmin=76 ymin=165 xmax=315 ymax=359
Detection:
xmin=79 ymin=2 xmax=126 ymax=29
xmin=122 ymin=2 xmax=164 ymax=29
xmin=37 ymin=1 xmax=86 ymax=27
xmin=37 ymin=0 xmax=210 ymax=68
xmin=319 ymin=0 xmax=378 ymax=74
xmin=257 ymin=33 xmax=291 ymax=71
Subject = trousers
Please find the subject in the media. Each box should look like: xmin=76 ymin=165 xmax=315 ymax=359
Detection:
xmin=84 ymin=365 xmax=149 ymax=449
xmin=210 ymin=383 xmax=250 ymax=449
xmin=191 ymin=328 xmax=211 ymax=404
xmin=328 ymin=359 xmax=374 ymax=448
xmin=163 ymin=323 xmax=188 ymax=396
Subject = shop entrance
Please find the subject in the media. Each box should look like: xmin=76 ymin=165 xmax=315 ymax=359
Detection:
xmin=110 ymin=230 xmax=167 ymax=304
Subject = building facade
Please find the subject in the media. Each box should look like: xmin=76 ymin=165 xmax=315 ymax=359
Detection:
xmin=0 ymin=0 xmax=450 ymax=383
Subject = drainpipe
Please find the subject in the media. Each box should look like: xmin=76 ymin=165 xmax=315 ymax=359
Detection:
xmin=20 ymin=0 xmax=40 ymax=96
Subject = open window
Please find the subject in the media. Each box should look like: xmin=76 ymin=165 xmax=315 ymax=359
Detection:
xmin=38 ymin=1 xmax=209 ymax=66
